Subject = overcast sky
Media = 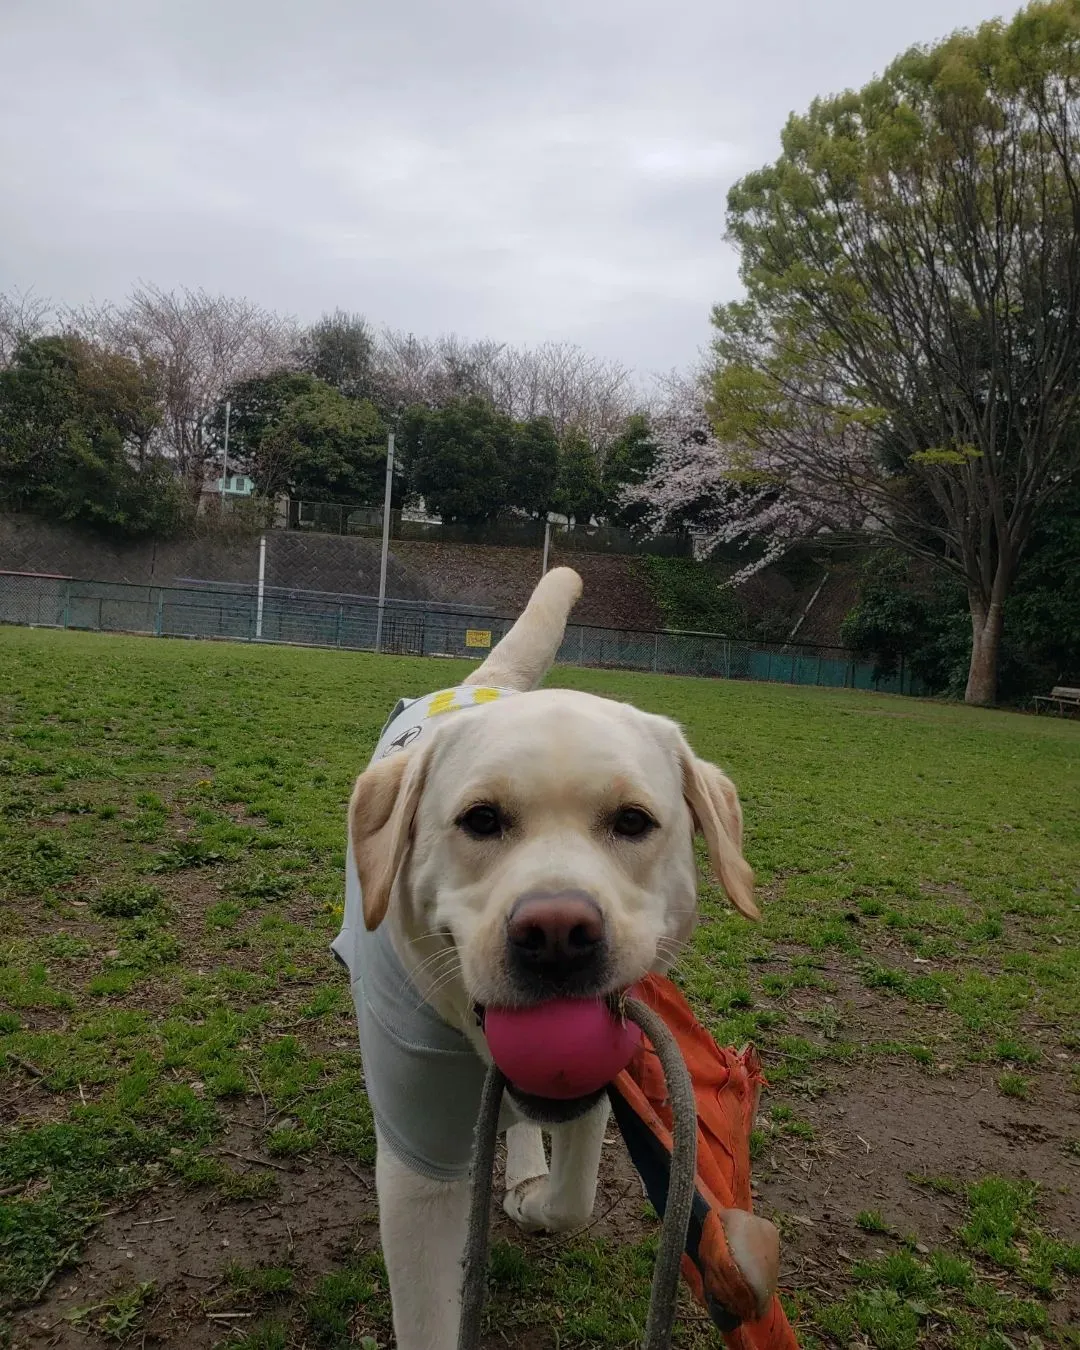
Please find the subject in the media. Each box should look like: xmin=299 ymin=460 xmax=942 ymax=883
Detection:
xmin=1 ymin=0 xmax=1007 ymax=376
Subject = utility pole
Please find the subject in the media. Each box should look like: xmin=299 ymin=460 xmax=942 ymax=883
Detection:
xmin=220 ymin=399 xmax=231 ymax=494
xmin=374 ymin=432 xmax=395 ymax=653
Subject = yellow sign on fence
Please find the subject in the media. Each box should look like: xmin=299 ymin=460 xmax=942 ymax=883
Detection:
xmin=465 ymin=629 xmax=492 ymax=649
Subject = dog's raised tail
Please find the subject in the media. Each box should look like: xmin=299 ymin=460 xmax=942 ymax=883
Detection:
xmin=463 ymin=567 xmax=582 ymax=692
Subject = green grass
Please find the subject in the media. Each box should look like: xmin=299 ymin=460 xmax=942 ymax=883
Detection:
xmin=2 ymin=627 xmax=1079 ymax=1347
xmin=805 ymin=1176 xmax=1079 ymax=1350
xmin=959 ymin=1177 xmax=1080 ymax=1295
xmin=997 ymin=1069 xmax=1034 ymax=1100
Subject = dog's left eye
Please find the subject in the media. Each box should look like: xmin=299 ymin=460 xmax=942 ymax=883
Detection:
xmin=458 ymin=804 xmax=504 ymax=838
xmin=612 ymin=806 xmax=656 ymax=839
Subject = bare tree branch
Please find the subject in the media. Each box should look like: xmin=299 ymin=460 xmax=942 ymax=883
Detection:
xmin=69 ymin=285 xmax=298 ymax=489
xmin=0 ymin=289 xmax=52 ymax=368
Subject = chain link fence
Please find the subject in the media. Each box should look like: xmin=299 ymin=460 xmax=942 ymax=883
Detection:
xmin=0 ymin=571 xmax=924 ymax=695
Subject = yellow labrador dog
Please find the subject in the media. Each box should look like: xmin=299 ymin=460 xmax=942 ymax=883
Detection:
xmin=333 ymin=568 xmax=759 ymax=1350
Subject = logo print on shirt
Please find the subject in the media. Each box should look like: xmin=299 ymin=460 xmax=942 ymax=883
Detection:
xmin=381 ymin=724 xmax=423 ymax=757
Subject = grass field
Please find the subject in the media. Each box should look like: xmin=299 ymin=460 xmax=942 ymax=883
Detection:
xmin=1 ymin=627 xmax=1077 ymax=1350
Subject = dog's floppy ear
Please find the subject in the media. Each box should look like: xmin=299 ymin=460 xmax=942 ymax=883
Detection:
xmin=680 ymin=751 xmax=759 ymax=920
xmin=348 ymin=747 xmax=430 ymax=930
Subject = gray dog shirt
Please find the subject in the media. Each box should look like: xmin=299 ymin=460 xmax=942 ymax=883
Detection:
xmin=331 ymin=685 xmax=518 ymax=1181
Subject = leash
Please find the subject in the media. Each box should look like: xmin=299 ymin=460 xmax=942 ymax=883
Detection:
xmin=457 ymin=997 xmax=698 ymax=1350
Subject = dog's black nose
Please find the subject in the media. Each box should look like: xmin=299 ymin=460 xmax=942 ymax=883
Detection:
xmin=506 ymin=892 xmax=607 ymax=994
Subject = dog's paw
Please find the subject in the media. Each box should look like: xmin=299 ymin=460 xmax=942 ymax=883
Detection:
xmin=503 ymin=1176 xmax=591 ymax=1235
xmin=503 ymin=1175 xmax=551 ymax=1234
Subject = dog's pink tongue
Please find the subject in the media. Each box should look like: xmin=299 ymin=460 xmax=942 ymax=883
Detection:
xmin=483 ymin=997 xmax=641 ymax=1100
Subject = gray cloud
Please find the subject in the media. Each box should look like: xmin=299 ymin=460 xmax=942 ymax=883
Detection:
xmin=0 ymin=0 xmax=1006 ymax=374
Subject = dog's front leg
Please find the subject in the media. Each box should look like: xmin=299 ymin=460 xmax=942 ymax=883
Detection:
xmin=504 ymin=1098 xmax=609 ymax=1234
xmin=375 ymin=1128 xmax=470 ymax=1350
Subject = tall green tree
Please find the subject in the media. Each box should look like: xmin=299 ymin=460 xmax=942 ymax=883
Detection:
xmin=0 ymin=336 xmax=183 ymax=535
xmin=553 ymin=429 xmax=604 ymax=522
xmin=400 ymin=397 xmax=514 ymax=523
xmin=711 ymin=0 xmax=1080 ymax=705
xmin=212 ymin=370 xmax=313 ymax=472
xmin=213 ymin=372 xmax=386 ymax=503
xmin=269 ymin=387 xmax=387 ymax=503
xmin=506 ymin=416 xmax=559 ymax=516
xmin=77 ymin=342 xmax=163 ymax=465
xmin=602 ymin=412 xmax=656 ymax=527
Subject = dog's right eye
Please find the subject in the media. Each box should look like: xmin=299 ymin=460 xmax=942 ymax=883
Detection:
xmin=458 ymin=804 xmax=504 ymax=838
xmin=612 ymin=806 xmax=656 ymax=838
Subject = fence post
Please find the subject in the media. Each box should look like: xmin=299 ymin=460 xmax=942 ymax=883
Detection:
xmin=62 ymin=582 xmax=70 ymax=629
xmin=652 ymin=632 xmax=659 ymax=672
xmin=336 ymin=604 xmax=343 ymax=647
xmin=255 ymin=534 xmax=267 ymax=640
xmin=155 ymin=589 xmax=164 ymax=637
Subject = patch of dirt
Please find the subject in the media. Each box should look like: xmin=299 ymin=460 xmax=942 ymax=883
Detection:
xmin=0 ymin=1077 xmax=70 ymax=1132
xmin=749 ymin=946 xmax=948 ymax=1056
xmin=12 ymin=1117 xmax=651 ymax=1350
xmin=743 ymin=948 xmax=1079 ymax=1333
xmin=755 ymin=1057 xmax=1080 ymax=1327
xmin=12 ymin=1113 xmax=381 ymax=1350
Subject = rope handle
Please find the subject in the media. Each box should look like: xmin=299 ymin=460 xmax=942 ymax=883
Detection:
xmin=457 ymin=996 xmax=698 ymax=1350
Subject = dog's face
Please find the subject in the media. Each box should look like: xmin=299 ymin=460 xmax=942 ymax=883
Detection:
xmin=349 ymin=688 xmax=756 ymax=1017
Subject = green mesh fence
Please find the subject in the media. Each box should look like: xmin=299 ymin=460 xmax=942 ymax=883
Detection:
xmin=0 ymin=572 xmax=925 ymax=696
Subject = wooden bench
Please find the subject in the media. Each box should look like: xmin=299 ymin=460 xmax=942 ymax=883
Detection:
xmin=1033 ymin=686 xmax=1080 ymax=716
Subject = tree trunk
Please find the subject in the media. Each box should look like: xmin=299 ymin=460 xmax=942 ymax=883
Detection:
xmin=965 ymin=595 xmax=1005 ymax=707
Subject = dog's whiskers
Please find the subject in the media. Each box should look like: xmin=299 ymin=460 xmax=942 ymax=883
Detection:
xmin=656 ymin=935 xmax=689 ymax=954
xmin=402 ymin=955 xmax=460 ymax=1008
xmin=408 ymin=947 xmax=458 ymax=981
xmin=655 ymin=936 xmax=691 ymax=965
xmin=421 ymin=965 xmax=467 ymax=1009
xmin=405 ymin=927 xmax=452 ymax=948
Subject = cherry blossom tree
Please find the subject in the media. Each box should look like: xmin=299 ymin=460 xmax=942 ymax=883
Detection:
xmin=623 ymin=373 xmax=854 ymax=581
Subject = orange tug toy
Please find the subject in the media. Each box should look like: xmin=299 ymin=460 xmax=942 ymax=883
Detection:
xmin=609 ymin=973 xmax=800 ymax=1349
